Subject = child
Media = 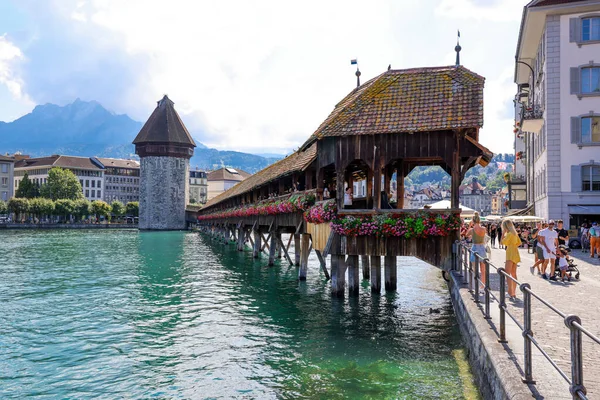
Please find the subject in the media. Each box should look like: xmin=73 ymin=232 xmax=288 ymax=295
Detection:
xmin=556 ymin=246 xmax=570 ymax=282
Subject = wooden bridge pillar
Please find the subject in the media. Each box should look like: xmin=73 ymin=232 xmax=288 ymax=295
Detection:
xmin=276 ymin=233 xmax=282 ymax=258
xmin=361 ymin=255 xmax=370 ymax=280
xmin=298 ymin=233 xmax=310 ymax=280
xmin=237 ymin=227 xmax=244 ymax=251
xmin=370 ymin=256 xmax=381 ymax=293
xmin=268 ymin=230 xmax=278 ymax=266
xmin=347 ymin=255 xmax=359 ymax=296
xmin=384 ymin=255 xmax=397 ymax=291
xmin=253 ymin=229 xmax=261 ymax=258
xmin=330 ymin=255 xmax=347 ymax=297
xmin=294 ymin=234 xmax=301 ymax=266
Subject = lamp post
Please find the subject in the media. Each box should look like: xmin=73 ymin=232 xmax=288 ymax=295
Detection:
xmin=515 ymin=58 xmax=535 ymax=109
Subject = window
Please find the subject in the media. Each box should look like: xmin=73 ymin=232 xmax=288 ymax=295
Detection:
xmin=1 ymin=191 xmax=6 ymax=201
xmin=582 ymin=165 xmax=600 ymax=191
xmin=91 ymin=180 xmax=95 ymax=188
xmin=1 ymin=164 xmax=7 ymax=173
xmin=582 ymin=67 xmax=600 ymax=93
xmin=97 ymin=190 xmax=101 ymax=198
xmin=85 ymin=190 xmax=89 ymax=197
xmin=97 ymin=181 xmax=101 ymax=188
xmin=86 ymin=180 xmax=89 ymax=187
xmin=1 ymin=177 xmax=7 ymax=186
xmin=582 ymin=17 xmax=600 ymax=42
xmin=582 ymin=116 xmax=600 ymax=143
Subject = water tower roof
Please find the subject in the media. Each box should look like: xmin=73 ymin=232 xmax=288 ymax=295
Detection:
xmin=133 ymin=95 xmax=196 ymax=147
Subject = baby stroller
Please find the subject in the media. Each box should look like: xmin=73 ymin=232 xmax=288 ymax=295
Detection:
xmin=553 ymin=245 xmax=580 ymax=281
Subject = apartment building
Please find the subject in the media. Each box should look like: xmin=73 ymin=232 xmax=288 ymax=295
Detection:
xmin=95 ymin=157 xmax=140 ymax=204
xmin=14 ymin=155 xmax=104 ymax=201
xmin=0 ymin=155 xmax=14 ymax=201
xmin=515 ymin=0 xmax=600 ymax=227
xmin=207 ymin=168 xmax=250 ymax=200
xmin=189 ymin=169 xmax=208 ymax=204
xmin=459 ymin=177 xmax=492 ymax=216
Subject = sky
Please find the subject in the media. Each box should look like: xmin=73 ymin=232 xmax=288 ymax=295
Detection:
xmin=0 ymin=0 xmax=524 ymax=155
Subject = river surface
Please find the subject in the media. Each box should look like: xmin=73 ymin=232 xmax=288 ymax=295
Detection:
xmin=0 ymin=230 xmax=478 ymax=399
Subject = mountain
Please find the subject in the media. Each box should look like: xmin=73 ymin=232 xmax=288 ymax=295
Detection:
xmin=0 ymin=99 xmax=278 ymax=173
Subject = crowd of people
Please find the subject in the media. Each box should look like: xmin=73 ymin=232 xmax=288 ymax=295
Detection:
xmin=462 ymin=215 xmax=599 ymax=292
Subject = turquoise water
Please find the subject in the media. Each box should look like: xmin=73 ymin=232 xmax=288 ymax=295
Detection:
xmin=0 ymin=230 xmax=477 ymax=399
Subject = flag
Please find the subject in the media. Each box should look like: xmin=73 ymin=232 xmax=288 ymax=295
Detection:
xmin=350 ymin=59 xmax=357 ymax=65
xmin=457 ymin=30 xmax=460 ymax=38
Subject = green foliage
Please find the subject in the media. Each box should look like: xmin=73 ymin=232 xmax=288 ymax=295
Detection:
xmin=74 ymin=199 xmax=92 ymax=221
xmin=16 ymin=173 xmax=39 ymax=198
xmin=0 ymin=200 xmax=7 ymax=214
xmin=8 ymin=198 xmax=30 ymax=221
xmin=111 ymin=200 xmax=125 ymax=217
xmin=40 ymin=167 xmax=84 ymax=200
xmin=91 ymin=200 xmax=112 ymax=221
xmin=29 ymin=198 xmax=55 ymax=219
xmin=126 ymin=201 xmax=139 ymax=217
xmin=55 ymin=199 xmax=76 ymax=220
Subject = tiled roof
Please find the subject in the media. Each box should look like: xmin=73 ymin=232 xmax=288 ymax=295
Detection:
xmin=306 ymin=66 xmax=484 ymax=141
xmin=0 ymin=155 xmax=14 ymax=162
xmin=202 ymin=143 xmax=317 ymax=210
xmin=530 ymin=0 xmax=586 ymax=7
xmin=207 ymin=168 xmax=251 ymax=182
xmin=96 ymin=157 xmax=140 ymax=169
xmin=133 ymin=95 xmax=196 ymax=147
xmin=15 ymin=155 xmax=103 ymax=170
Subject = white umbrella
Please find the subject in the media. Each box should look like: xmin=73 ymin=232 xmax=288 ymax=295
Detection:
xmin=423 ymin=200 xmax=476 ymax=217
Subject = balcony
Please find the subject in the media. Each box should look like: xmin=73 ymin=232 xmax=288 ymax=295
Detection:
xmin=520 ymin=104 xmax=544 ymax=133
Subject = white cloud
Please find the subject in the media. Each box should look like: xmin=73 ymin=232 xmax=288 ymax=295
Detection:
xmin=435 ymin=0 xmax=523 ymax=22
xmin=0 ymin=35 xmax=30 ymax=101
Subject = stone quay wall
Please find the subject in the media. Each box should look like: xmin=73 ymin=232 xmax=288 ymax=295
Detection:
xmin=139 ymin=156 xmax=189 ymax=230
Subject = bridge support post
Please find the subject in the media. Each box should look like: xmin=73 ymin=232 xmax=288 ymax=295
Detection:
xmin=370 ymin=256 xmax=381 ymax=293
xmin=384 ymin=255 xmax=397 ymax=291
xmin=330 ymin=255 xmax=347 ymax=297
xmin=276 ymin=233 xmax=282 ymax=258
xmin=298 ymin=233 xmax=310 ymax=280
xmin=253 ymin=229 xmax=261 ymax=258
xmin=347 ymin=255 xmax=359 ymax=296
xmin=294 ymin=234 xmax=301 ymax=266
xmin=268 ymin=230 xmax=278 ymax=266
xmin=361 ymin=255 xmax=370 ymax=280
xmin=237 ymin=227 xmax=244 ymax=251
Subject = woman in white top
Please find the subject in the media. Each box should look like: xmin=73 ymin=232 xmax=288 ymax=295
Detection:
xmin=344 ymin=187 xmax=353 ymax=208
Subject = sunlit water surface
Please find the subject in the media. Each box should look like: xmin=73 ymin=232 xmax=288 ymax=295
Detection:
xmin=0 ymin=230 xmax=478 ymax=399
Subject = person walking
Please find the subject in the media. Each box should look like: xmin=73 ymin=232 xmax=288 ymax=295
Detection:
xmin=501 ymin=219 xmax=521 ymax=300
xmin=467 ymin=212 xmax=488 ymax=290
xmin=590 ymin=222 xmax=600 ymax=258
xmin=530 ymin=221 xmax=545 ymax=274
xmin=538 ymin=220 xmax=559 ymax=280
xmin=497 ymin=224 xmax=503 ymax=249
xmin=490 ymin=224 xmax=497 ymax=248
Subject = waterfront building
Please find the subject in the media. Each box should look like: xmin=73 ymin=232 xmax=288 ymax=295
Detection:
xmin=459 ymin=177 xmax=492 ymax=216
xmin=515 ymin=0 xmax=600 ymax=226
xmin=408 ymin=187 xmax=444 ymax=209
xmin=189 ymin=169 xmax=208 ymax=204
xmin=133 ymin=95 xmax=196 ymax=230
xmin=14 ymin=155 xmax=104 ymax=201
xmin=0 ymin=155 xmax=15 ymax=201
xmin=207 ymin=167 xmax=250 ymax=200
xmin=95 ymin=157 xmax=140 ymax=204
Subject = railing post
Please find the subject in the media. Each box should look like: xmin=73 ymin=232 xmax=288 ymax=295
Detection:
xmin=453 ymin=240 xmax=459 ymax=274
xmin=467 ymin=247 xmax=473 ymax=294
xmin=473 ymin=253 xmax=480 ymax=304
xmin=463 ymin=244 xmax=468 ymax=284
xmin=484 ymin=258 xmax=491 ymax=319
xmin=521 ymin=283 xmax=535 ymax=384
xmin=497 ymin=268 xmax=507 ymax=343
xmin=565 ymin=315 xmax=586 ymax=399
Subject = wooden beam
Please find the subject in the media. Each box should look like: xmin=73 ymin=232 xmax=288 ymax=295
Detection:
xmin=361 ymin=255 xmax=370 ymax=280
xmin=298 ymin=233 xmax=310 ymax=280
xmin=294 ymin=234 xmax=301 ymax=266
xmin=277 ymin=234 xmax=294 ymax=266
xmin=268 ymin=230 xmax=277 ymax=266
xmin=330 ymin=255 xmax=347 ymax=297
xmin=347 ymin=255 xmax=359 ymax=296
xmin=370 ymin=256 xmax=381 ymax=293
xmin=253 ymin=229 xmax=261 ymax=258
xmin=315 ymin=249 xmax=330 ymax=280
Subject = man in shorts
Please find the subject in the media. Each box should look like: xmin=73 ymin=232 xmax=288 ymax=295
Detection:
xmin=538 ymin=220 xmax=559 ymax=281
xmin=530 ymin=221 xmax=544 ymax=274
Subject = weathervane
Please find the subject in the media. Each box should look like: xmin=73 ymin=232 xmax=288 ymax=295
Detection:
xmin=351 ymin=58 xmax=361 ymax=87
xmin=455 ymin=30 xmax=462 ymax=66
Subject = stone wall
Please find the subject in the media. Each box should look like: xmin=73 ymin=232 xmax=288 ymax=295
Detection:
xmin=139 ymin=156 xmax=189 ymax=230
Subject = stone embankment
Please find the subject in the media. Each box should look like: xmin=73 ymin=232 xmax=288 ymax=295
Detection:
xmin=0 ymin=223 xmax=138 ymax=229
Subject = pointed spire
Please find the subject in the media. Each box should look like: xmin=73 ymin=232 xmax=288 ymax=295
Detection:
xmin=455 ymin=30 xmax=462 ymax=66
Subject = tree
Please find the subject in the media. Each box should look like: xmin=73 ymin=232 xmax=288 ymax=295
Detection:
xmin=8 ymin=198 xmax=30 ymax=222
xmin=40 ymin=167 xmax=84 ymax=200
xmin=0 ymin=200 xmax=7 ymax=215
xmin=54 ymin=199 xmax=76 ymax=222
xmin=126 ymin=201 xmax=139 ymax=217
xmin=29 ymin=198 xmax=54 ymax=221
xmin=16 ymin=172 xmax=39 ymax=198
xmin=74 ymin=199 xmax=92 ymax=222
xmin=91 ymin=200 xmax=112 ymax=222
xmin=111 ymin=200 xmax=125 ymax=219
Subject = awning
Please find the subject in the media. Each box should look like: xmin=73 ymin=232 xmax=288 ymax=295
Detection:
xmin=568 ymin=205 xmax=600 ymax=216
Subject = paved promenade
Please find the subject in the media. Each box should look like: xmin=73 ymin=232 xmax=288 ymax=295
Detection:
xmin=477 ymin=246 xmax=600 ymax=398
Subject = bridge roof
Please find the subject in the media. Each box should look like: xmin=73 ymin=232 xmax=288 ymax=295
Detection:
xmin=203 ymin=143 xmax=317 ymax=209
xmin=303 ymin=65 xmax=484 ymax=146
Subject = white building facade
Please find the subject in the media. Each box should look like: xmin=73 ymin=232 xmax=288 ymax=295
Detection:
xmin=515 ymin=0 xmax=600 ymax=227
xmin=0 ymin=155 xmax=14 ymax=201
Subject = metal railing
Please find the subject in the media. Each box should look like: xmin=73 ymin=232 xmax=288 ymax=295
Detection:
xmin=454 ymin=241 xmax=600 ymax=399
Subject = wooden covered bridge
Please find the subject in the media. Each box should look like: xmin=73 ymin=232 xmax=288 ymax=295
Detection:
xmin=193 ymin=65 xmax=493 ymax=296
